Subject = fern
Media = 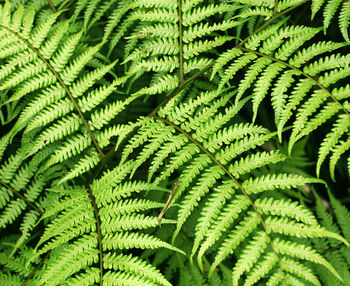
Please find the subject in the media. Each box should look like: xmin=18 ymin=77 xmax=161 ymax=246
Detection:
xmin=312 ymin=190 xmax=350 ymax=285
xmin=229 ymin=0 xmax=350 ymax=42
xmin=1 ymin=0 xmax=350 ymax=285
xmin=70 ymin=0 xmax=243 ymax=98
xmin=212 ymin=23 xmax=350 ymax=178
xmin=120 ymin=87 xmax=348 ymax=284
xmin=311 ymin=0 xmax=350 ymax=42
xmin=31 ymin=165 xmax=182 ymax=285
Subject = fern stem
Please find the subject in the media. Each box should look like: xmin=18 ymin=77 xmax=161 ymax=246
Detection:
xmin=0 ymin=180 xmax=43 ymax=215
xmin=177 ymin=0 xmax=184 ymax=84
xmin=158 ymin=177 xmax=180 ymax=223
xmin=48 ymin=0 xmax=57 ymax=12
xmin=320 ymin=242 xmax=347 ymax=254
xmin=86 ymin=184 xmax=104 ymax=285
xmin=21 ymin=251 xmax=50 ymax=286
xmin=0 ymin=25 xmax=105 ymax=159
xmin=151 ymin=115 xmax=287 ymax=278
xmin=239 ymin=46 xmax=350 ymax=118
xmin=273 ymin=0 xmax=278 ymax=16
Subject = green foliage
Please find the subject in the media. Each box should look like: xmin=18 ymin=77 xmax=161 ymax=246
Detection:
xmin=312 ymin=190 xmax=350 ymax=285
xmin=0 ymin=0 xmax=349 ymax=285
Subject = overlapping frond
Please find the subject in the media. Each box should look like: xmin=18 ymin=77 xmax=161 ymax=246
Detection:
xmin=312 ymin=190 xmax=350 ymax=285
xmin=212 ymin=22 xmax=350 ymax=178
xmin=229 ymin=0 xmax=350 ymax=42
xmin=71 ymin=0 xmax=242 ymax=97
xmin=311 ymin=0 xmax=350 ymax=42
xmin=1 ymin=1 xmax=349 ymax=285
xmin=120 ymin=84 xmax=348 ymax=284
xmin=0 ymin=2 xmax=132 ymax=183
xmin=0 ymin=238 xmax=41 ymax=284
xmin=0 ymin=142 xmax=60 ymax=254
xmin=31 ymin=162 xmax=183 ymax=285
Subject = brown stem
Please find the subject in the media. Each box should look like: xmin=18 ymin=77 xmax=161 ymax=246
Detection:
xmin=87 ymin=185 xmax=103 ymax=285
xmin=48 ymin=0 xmax=57 ymax=12
xmin=273 ymin=0 xmax=279 ymax=16
xmin=0 ymin=180 xmax=43 ymax=215
xmin=178 ymin=0 xmax=184 ymax=84
xmin=158 ymin=177 xmax=180 ymax=223
xmin=320 ymin=243 xmax=348 ymax=254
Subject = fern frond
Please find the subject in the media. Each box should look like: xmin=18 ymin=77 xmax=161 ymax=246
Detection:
xmin=316 ymin=114 xmax=350 ymax=177
xmin=231 ymin=231 xmax=269 ymax=285
xmin=339 ymin=2 xmax=350 ymax=42
xmin=213 ymin=21 xmax=350 ymax=176
xmin=119 ymin=78 xmax=347 ymax=284
xmin=274 ymin=238 xmax=343 ymax=281
xmin=242 ymin=173 xmax=323 ymax=194
xmin=329 ymin=138 xmax=350 ymax=181
xmin=2 ymin=1 xmax=350 ymax=285
xmin=103 ymin=253 xmax=172 ymax=286
xmin=244 ymin=252 xmax=279 ymax=286
xmin=208 ymin=211 xmax=261 ymax=275
xmin=33 ymin=172 xmax=182 ymax=284
xmin=191 ymin=181 xmax=235 ymax=261
xmin=280 ymin=257 xmax=321 ymax=286
xmin=0 ymin=145 xmax=59 ymax=251
xmin=0 ymin=3 xmax=132 ymax=184
xmin=311 ymin=0 xmax=350 ymax=41
xmin=97 ymin=0 xmax=243 ymax=97
xmin=265 ymin=217 xmax=348 ymax=244
xmin=328 ymin=191 xmax=350 ymax=242
xmin=0 ymin=241 xmax=42 ymax=284
xmin=254 ymin=197 xmax=318 ymax=225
